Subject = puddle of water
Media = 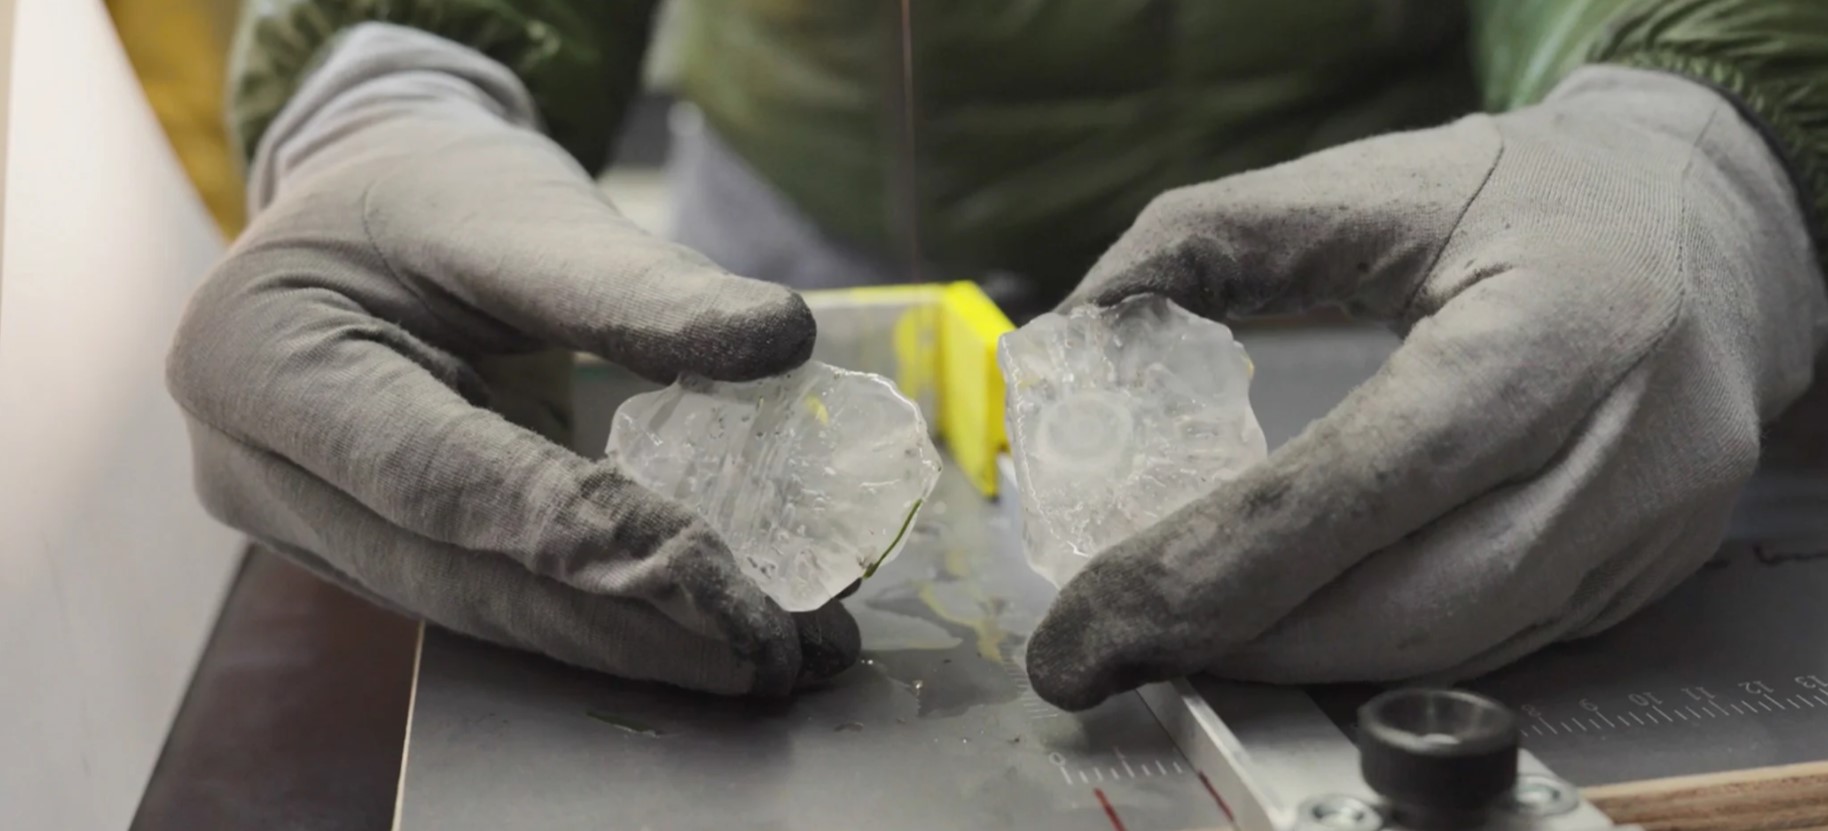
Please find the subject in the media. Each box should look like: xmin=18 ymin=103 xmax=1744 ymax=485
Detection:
xmin=859 ymin=585 xmax=1025 ymax=718
xmin=831 ymin=483 xmax=1046 ymax=721
xmin=852 ymin=606 xmax=962 ymax=652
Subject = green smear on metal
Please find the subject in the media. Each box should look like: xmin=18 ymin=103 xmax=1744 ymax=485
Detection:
xmin=585 ymin=710 xmax=667 ymax=736
xmin=863 ymin=499 xmax=923 ymax=580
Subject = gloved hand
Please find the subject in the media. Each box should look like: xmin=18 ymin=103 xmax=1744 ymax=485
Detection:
xmin=1027 ymin=66 xmax=1828 ymax=710
xmin=167 ymin=24 xmax=858 ymax=695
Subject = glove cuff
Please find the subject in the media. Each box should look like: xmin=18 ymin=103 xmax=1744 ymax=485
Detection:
xmin=247 ymin=23 xmax=542 ymax=216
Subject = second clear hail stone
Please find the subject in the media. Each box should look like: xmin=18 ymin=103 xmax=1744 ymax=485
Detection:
xmin=999 ymin=294 xmax=1267 ymax=587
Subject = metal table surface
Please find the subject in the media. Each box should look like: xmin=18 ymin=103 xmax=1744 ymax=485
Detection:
xmin=393 ymin=325 xmax=1399 ymax=831
xmin=398 ymin=463 xmax=1226 ymax=831
xmin=393 ymin=322 xmax=1828 ymax=830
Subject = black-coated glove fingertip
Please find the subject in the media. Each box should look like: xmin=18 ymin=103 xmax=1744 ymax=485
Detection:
xmin=701 ymin=290 xmax=817 ymax=382
xmin=791 ymin=602 xmax=862 ymax=687
xmin=1028 ymin=570 xmax=1191 ymax=712
xmin=1025 ymin=613 xmax=1114 ymax=712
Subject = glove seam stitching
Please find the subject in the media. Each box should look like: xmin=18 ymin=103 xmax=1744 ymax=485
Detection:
xmin=172 ymin=385 xmax=517 ymax=572
xmin=1399 ymin=119 xmax=1507 ymax=322
xmin=1598 ymin=52 xmax=1828 ymax=279
xmin=354 ymin=169 xmax=498 ymax=351
xmin=352 ymin=170 xmax=597 ymax=574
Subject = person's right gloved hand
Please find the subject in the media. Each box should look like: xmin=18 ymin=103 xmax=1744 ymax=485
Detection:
xmin=166 ymin=24 xmax=859 ymax=695
xmin=1022 ymin=66 xmax=1828 ymax=710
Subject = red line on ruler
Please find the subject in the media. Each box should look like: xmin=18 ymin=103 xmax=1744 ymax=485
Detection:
xmin=1197 ymin=772 xmax=1236 ymax=822
xmin=1094 ymin=788 xmax=1128 ymax=831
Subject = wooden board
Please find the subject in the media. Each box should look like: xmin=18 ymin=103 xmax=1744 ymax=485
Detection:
xmin=1589 ymin=761 xmax=1828 ymax=831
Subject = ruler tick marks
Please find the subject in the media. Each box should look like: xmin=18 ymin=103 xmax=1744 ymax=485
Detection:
xmin=1765 ymin=695 xmax=1787 ymax=710
xmin=1079 ymin=771 xmax=1089 ymax=784
xmin=1755 ymin=700 xmax=1774 ymax=712
xmin=1730 ymin=702 xmax=1748 ymax=715
xmin=1094 ymin=768 xmax=1105 ymax=783
xmin=1794 ymin=696 xmax=1814 ymax=708
xmin=1687 ymin=706 xmax=1708 ymax=719
xmin=1653 ymin=706 xmax=1674 ymax=722
xmin=1060 ymin=767 xmax=1074 ymax=784
xmin=1816 ymin=693 xmax=1828 ymax=706
xmin=1626 ymin=712 xmax=1646 ymax=726
xmin=1155 ymin=761 xmax=1168 ymax=775
xmin=1599 ymin=713 xmax=1617 ymax=727
xmin=1589 ymin=718 xmax=1606 ymax=730
xmin=1569 ymin=720 xmax=1587 ymax=732
xmin=1711 ymin=701 xmax=1734 ymax=717
xmin=1173 ymin=761 xmax=1185 ymax=774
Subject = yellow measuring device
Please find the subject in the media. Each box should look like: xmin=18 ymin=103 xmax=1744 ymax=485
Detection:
xmin=804 ymin=281 xmax=1014 ymax=498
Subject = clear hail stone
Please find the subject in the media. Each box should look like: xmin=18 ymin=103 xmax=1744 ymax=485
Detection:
xmin=999 ymin=294 xmax=1267 ymax=587
xmin=606 ymin=361 xmax=942 ymax=612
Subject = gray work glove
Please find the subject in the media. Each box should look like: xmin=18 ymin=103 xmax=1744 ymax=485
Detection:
xmin=167 ymin=24 xmax=858 ymax=695
xmin=1027 ymin=66 xmax=1828 ymax=710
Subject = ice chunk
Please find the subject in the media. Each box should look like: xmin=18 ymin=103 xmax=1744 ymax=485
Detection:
xmin=999 ymin=294 xmax=1267 ymax=587
xmin=606 ymin=361 xmax=942 ymax=612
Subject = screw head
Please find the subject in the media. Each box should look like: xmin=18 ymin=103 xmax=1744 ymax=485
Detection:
xmin=1299 ymin=795 xmax=1385 ymax=831
xmin=1357 ymin=688 xmax=1520 ymax=820
xmin=1505 ymin=774 xmax=1580 ymax=817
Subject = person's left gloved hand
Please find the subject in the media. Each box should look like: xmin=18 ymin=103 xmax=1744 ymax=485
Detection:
xmin=166 ymin=24 xmax=860 ymax=697
xmin=1026 ymin=66 xmax=1828 ymax=710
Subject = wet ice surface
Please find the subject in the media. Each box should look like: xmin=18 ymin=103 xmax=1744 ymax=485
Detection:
xmin=999 ymin=294 xmax=1268 ymax=586
xmin=606 ymin=361 xmax=942 ymax=612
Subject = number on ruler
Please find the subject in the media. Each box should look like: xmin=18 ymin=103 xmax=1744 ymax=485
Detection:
xmin=1628 ymin=693 xmax=1662 ymax=707
xmin=1797 ymin=675 xmax=1828 ymax=691
xmin=1741 ymin=681 xmax=1775 ymax=695
xmin=1580 ymin=699 xmax=1601 ymax=712
xmin=1683 ymin=686 xmax=1715 ymax=701
xmin=1521 ymin=704 xmax=1544 ymax=718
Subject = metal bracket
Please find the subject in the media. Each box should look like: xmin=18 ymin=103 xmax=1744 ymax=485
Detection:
xmin=1140 ymin=678 xmax=1641 ymax=831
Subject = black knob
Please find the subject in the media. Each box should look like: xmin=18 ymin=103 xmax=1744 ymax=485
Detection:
xmin=1357 ymin=688 xmax=1520 ymax=830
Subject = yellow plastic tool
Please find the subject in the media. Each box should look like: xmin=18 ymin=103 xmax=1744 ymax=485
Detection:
xmin=803 ymin=281 xmax=1015 ymax=497
xmin=930 ymin=282 xmax=1013 ymax=496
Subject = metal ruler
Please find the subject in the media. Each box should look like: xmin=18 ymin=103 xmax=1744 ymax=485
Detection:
xmin=1142 ymin=485 xmax=1828 ymax=831
xmin=1131 ymin=327 xmax=1828 ymax=830
xmin=1464 ymin=527 xmax=1828 ymax=786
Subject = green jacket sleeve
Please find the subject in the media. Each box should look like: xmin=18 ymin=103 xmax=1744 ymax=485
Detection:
xmin=1471 ymin=0 xmax=1828 ymax=262
xmin=228 ymin=0 xmax=658 ymax=173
